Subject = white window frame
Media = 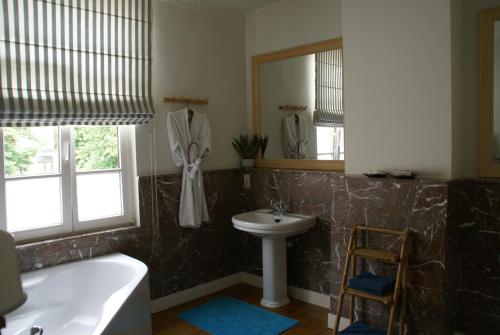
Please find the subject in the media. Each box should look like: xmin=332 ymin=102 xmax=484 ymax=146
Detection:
xmin=0 ymin=125 xmax=135 ymax=242
xmin=316 ymin=126 xmax=344 ymax=161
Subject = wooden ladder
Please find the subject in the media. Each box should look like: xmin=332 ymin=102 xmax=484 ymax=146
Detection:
xmin=333 ymin=226 xmax=409 ymax=335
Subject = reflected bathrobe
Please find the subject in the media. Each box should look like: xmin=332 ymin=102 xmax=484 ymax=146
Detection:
xmin=166 ymin=109 xmax=212 ymax=228
xmin=282 ymin=113 xmax=309 ymax=159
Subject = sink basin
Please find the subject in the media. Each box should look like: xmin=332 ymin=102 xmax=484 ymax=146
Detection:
xmin=232 ymin=209 xmax=316 ymax=238
xmin=232 ymin=209 xmax=316 ymax=308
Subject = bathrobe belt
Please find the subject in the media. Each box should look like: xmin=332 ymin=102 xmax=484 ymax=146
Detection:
xmin=186 ymin=142 xmax=202 ymax=184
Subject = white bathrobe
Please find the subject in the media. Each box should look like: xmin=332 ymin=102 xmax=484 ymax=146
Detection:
xmin=166 ymin=109 xmax=212 ymax=228
xmin=282 ymin=113 xmax=309 ymax=159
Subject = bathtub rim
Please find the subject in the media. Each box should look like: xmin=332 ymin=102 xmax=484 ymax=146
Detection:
xmin=5 ymin=253 xmax=149 ymax=335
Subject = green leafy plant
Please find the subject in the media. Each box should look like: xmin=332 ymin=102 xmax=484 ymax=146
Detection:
xmin=232 ymin=134 xmax=260 ymax=159
xmin=259 ymin=135 xmax=269 ymax=158
xmin=3 ymin=128 xmax=40 ymax=176
xmin=75 ymin=126 xmax=119 ymax=171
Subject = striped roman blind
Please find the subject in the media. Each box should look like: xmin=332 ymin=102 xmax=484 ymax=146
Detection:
xmin=313 ymin=49 xmax=343 ymax=128
xmin=0 ymin=0 xmax=154 ymax=127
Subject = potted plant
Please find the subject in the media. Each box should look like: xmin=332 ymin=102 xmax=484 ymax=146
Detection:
xmin=232 ymin=135 xmax=260 ymax=168
xmin=259 ymin=135 xmax=269 ymax=159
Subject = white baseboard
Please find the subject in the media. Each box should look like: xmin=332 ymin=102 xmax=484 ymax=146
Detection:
xmin=151 ymin=271 xmax=334 ymax=326
xmin=240 ymin=272 xmax=263 ymax=287
xmin=288 ymin=285 xmax=331 ymax=309
xmin=328 ymin=312 xmax=350 ymax=331
xmin=239 ymin=272 xmax=330 ymax=309
xmin=150 ymin=273 xmax=241 ymax=313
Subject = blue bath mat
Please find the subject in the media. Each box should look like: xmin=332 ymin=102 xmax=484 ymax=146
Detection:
xmin=179 ymin=295 xmax=299 ymax=335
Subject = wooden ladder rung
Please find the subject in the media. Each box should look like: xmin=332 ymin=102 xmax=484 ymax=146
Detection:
xmin=345 ymin=287 xmax=394 ymax=305
xmin=352 ymin=248 xmax=400 ymax=263
xmin=355 ymin=226 xmax=408 ymax=236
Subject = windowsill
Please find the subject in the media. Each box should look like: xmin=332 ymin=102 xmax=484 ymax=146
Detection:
xmin=15 ymin=223 xmax=139 ymax=247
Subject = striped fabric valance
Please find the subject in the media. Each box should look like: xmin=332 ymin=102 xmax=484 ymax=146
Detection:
xmin=0 ymin=0 xmax=154 ymax=127
xmin=313 ymin=49 xmax=343 ymax=128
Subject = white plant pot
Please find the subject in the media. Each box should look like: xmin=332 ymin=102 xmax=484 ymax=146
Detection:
xmin=241 ymin=159 xmax=255 ymax=168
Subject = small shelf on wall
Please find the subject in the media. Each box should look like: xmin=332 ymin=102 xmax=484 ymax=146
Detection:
xmin=163 ymin=96 xmax=208 ymax=105
xmin=279 ymin=105 xmax=308 ymax=112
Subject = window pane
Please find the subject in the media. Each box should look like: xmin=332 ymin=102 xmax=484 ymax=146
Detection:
xmin=318 ymin=154 xmax=334 ymax=160
xmin=75 ymin=126 xmax=120 ymax=172
xmin=3 ymin=127 xmax=60 ymax=177
xmin=6 ymin=177 xmax=62 ymax=232
xmin=316 ymin=126 xmax=344 ymax=160
xmin=335 ymin=127 xmax=345 ymax=161
xmin=316 ymin=127 xmax=334 ymax=154
xmin=77 ymin=172 xmax=123 ymax=221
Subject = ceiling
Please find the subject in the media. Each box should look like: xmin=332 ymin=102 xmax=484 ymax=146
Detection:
xmin=201 ymin=0 xmax=281 ymax=13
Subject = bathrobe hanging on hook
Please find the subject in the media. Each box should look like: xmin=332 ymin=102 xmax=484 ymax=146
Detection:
xmin=282 ymin=113 xmax=309 ymax=159
xmin=166 ymin=108 xmax=212 ymax=228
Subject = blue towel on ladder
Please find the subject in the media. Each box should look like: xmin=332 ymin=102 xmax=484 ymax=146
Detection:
xmin=348 ymin=272 xmax=395 ymax=296
xmin=339 ymin=321 xmax=386 ymax=334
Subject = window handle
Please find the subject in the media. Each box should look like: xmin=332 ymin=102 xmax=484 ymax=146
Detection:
xmin=64 ymin=142 xmax=70 ymax=161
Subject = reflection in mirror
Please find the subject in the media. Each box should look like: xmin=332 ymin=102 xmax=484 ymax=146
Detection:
xmin=494 ymin=21 xmax=500 ymax=160
xmin=260 ymin=49 xmax=344 ymax=161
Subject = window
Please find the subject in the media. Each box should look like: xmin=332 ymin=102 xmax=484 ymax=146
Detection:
xmin=0 ymin=126 xmax=134 ymax=241
xmin=314 ymin=48 xmax=344 ymax=161
xmin=316 ymin=126 xmax=345 ymax=160
xmin=0 ymin=0 xmax=148 ymax=241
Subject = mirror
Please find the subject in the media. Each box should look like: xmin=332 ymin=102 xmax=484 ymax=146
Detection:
xmin=494 ymin=21 xmax=500 ymax=160
xmin=252 ymin=38 xmax=344 ymax=170
xmin=479 ymin=8 xmax=500 ymax=176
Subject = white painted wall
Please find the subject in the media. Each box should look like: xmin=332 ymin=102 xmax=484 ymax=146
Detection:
xmin=140 ymin=0 xmax=490 ymax=178
xmin=260 ymin=55 xmax=316 ymax=159
xmin=246 ymin=0 xmax=459 ymax=177
xmin=135 ymin=0 xmax=246 ymax=175
xmin=342 ymin=0 xmax=453 ymax=178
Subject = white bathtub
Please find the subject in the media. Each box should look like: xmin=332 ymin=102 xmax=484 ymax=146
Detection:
xmin=4 ymin=253 xmax=152 ymax=335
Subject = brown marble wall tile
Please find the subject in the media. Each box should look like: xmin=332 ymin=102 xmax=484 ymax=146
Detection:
xmin=241 ymin=169 xmax=449 ymax=334
xmin=330 ymin=176 xmax=449 ymax=334
xmin=137 ymin=169 xmax=246 ymax=299
xmin=447 ymin=178 xmax=500 ymax=334
xmin=16 ymin=226 xmax=144 ymax=272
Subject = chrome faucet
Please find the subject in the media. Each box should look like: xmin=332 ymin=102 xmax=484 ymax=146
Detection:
xmin=270 ymin=199 xmax=289 ymax=215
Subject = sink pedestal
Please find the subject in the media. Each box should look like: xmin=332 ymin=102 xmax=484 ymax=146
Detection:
xmin=260 ymin=237 xmax=290 ymax=308
xmin=232 ymin=210 xmax=316 ymax=309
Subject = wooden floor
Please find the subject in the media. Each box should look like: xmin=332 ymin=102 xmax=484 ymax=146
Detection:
xmin=152 ymin=284 xmax=331 ymax=335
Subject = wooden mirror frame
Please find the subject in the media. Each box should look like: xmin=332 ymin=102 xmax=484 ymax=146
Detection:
xmin=478 ymin=7 xmax=500 ymax=176
xmin=252 ymin=38 xmax=345 ymax=171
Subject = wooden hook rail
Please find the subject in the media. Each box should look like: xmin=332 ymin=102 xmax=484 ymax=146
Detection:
xmin=279 ymin=104 xmax=308 ymax=112
xmin=163 ymin=96 xmax=209 ymax=105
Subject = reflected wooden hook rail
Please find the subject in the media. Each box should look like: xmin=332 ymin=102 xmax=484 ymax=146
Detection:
xmin=163 ymin=96 xmax=209 ymax=105
xmin=279 ymin=105 xmax=307 ymax=112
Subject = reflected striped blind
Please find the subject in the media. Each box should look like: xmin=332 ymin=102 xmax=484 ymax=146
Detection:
xmin=0 ymin=0 xmax=154 ymax=126
xmin=313 ymin=49 xmax=343 ymax=128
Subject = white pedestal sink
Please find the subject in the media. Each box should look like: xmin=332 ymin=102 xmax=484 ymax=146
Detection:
xmin=232 ymin=209 xmax=316 ymax=308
